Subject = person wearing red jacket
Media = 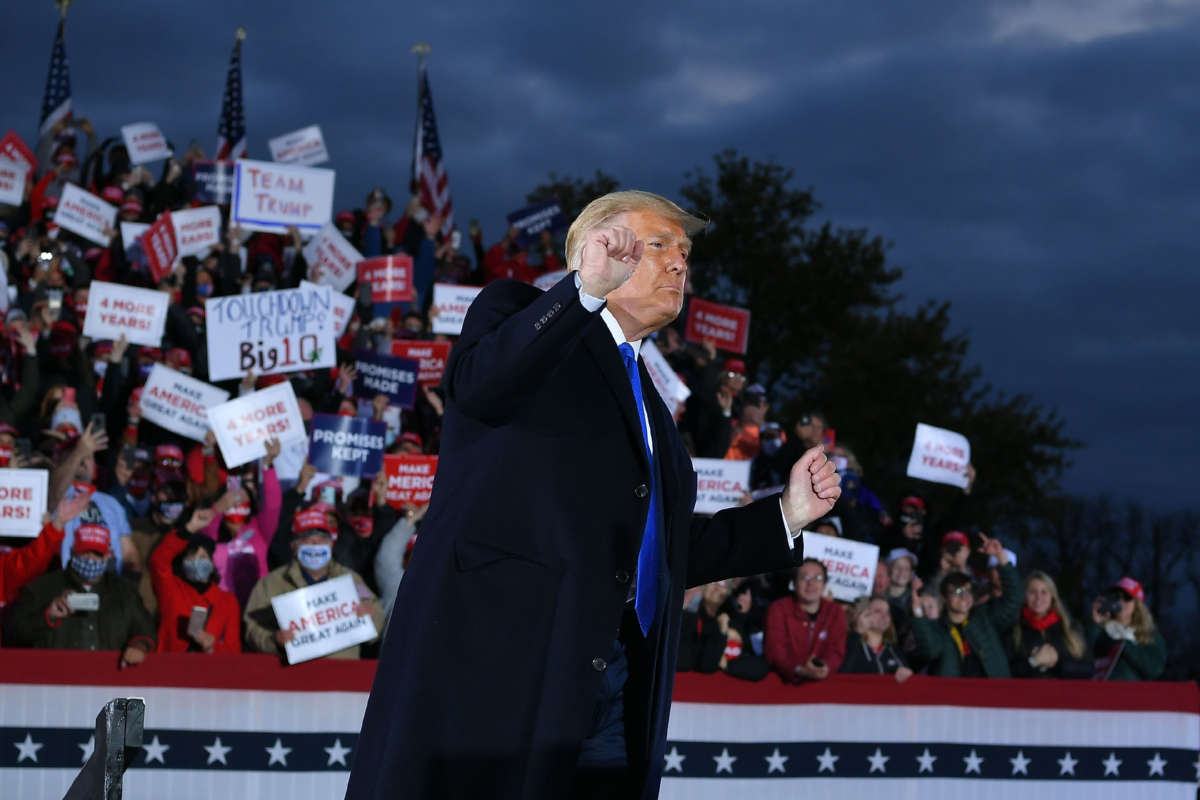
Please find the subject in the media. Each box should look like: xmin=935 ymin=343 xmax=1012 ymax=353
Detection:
xmin=148 ymin=507 xmax=241 ymax=654
xmin=765 ymin=558 xmax=848 ymax=683
xmin=0 ymin=491 xmax=93 ymax=622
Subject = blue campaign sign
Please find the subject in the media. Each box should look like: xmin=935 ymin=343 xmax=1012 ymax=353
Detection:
xmin=506 ymin=198 xmax=566 ymax=248
xmin=352 ymin=351 xmax=420 ymax=409
xmin=192 ymin=161 xmax=234 ymax=205
xmin=307 ymin=414 xmax=386 ymax=477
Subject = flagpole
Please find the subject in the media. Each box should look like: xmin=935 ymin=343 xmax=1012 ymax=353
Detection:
xmin=56 ymin=0 xmax=70 ymax=20
xmin=410 ymin=43 xmax=430 ymax=195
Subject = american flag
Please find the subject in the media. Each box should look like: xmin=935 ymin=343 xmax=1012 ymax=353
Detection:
xmin=214 ymin=31 xmax=246 ymax=162
xmin=38 ymin=19 xmax=72 ymax=138
xmin=413 ymin=65 xmax=454 ymax=234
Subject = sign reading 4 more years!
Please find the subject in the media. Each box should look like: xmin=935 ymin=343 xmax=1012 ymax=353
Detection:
xmin=205 ymin=284 xmax=336 ymax=382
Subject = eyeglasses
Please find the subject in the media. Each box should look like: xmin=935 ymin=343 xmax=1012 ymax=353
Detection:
xmin=798 ymin=416 xmax=812 ymax=426
xmin=948 ymin=587 xmax=972 ymax=597
xmin=798 ymin=574 xmax=826 ymax=584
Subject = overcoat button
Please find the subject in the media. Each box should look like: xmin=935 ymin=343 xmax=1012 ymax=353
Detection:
xmin=592 ymin=657 xmax=607 ymax=672
xmin=615 ymin=569 xmax=631 ymax=584
xmin=634 ymin=484 xmax=649 ymax=498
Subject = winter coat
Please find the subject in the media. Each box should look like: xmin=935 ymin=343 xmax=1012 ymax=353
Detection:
xmin=765 ymin=596 xmax=848 ymax=682
xmin=8 ymin=568 xmax=155 ymax=652
xmin=1009 ymin=611 xmax=1092 ymax=679
xmin=1086 ymin=621 xmax=1166 ymax=681
xmin=841 ymin=632 xmax=908 ymax=675
xmin=148 ymin=529 xmax=241 ymax=654
xmin=911 ymin=563 xmax=1020 ymax=677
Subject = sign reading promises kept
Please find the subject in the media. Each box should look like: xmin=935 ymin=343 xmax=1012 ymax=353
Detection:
xmin=269 ymin=574 xmax=378 ymax=664
xmin=307 ymin=414 xmax=386 ymax=477
xmin=205 ymin=283 xmax=336 ymax=382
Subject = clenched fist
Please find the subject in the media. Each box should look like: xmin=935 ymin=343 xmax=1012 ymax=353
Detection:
xmin=578 ymin=225 xmax=644 ymax=298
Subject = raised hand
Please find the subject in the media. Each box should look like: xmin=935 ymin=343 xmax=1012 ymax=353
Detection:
xmin=262 ymin=437 xmax=281 ymax=468
xmin=53 ymin=490 xmax=94 ymax=526
xmin=577 ymin=225 xmax=644 ymax=298
xmin=186 ymin=508 xmax=216 ymax=533
xmin=780 ymin=445 xmax=841 ymax=533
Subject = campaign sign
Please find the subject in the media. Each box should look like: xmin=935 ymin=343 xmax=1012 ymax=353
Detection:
xmin=192 ymin=161 xmax=234 ymax=204
xmin=141 ymin=364 xmax=230 ymax=442
xmin=906 ymin=423 xmax=971 ymax=489
xmin=172 ymin=206 xmax=222 ymax=257
xmin=506 ymin=198 xmax=566 ymax=247
xmin=684 ymin=297 xmax=752 ymax=355
xmin=82 ymin=281 xmax=169 ymax=348
xmin=0 ymin=159 xmax=27 ymax=206
xmin=352 ymin=351 xmax=419 ymax=409
xmin=300 ymin=279 xmax=353 ymax=336
xmin=533 ymin=269 xmax=568 ymax=291
xmin=56 ymin=183 xmax=117 ymax=246
xmin=801 ymin=530 xmax=879 ymax=602
xmin=0 ymin=469 xmax=49 ymax=538
xmin=383 ymin=455 xmax=438 ymax=508
xmin=208 ymin=381 xmax=307 ymax=468
xmin=119 ymin=221 xmax=149 ymax=247
xmin=269 ymin=574 xmax=377 ymax=664
xmin=268 ymin=124 xmax=329 ymax=167
xmin=308 ymin=414 xmax=386 ymax=478
xmin=390 ymin=341 xmax=451 ymax=387
xmin=431 ymin=283 xmax=483 ymax=336
xmin=692 ymin=457 xmax=752 ymax=515
xmin=231 ymin=158 xmax=335 ymax=235
xmin=358 ymin=255 xmax=414 ymax=303
xmin=0 ymin=130 xmax=37 ymax=174
xmin=205 ymin=283 xmax=336 ymax=382
xmin=641 ymin=340 xmax=691 ymax=417
xmin=120 ymin=122 xmax=172 ymax=165
xmin=302 ymin=222 xmax=361 ymax=292
xmin=142 ymin=210 xmax=177 ymax=284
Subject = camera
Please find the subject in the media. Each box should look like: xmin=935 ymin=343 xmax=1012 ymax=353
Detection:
xmin=1095 ymin=588 xmax=1125 ymax=619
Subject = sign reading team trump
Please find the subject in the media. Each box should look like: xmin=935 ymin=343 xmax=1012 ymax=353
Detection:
xmin=140 ymin=364 xmax=229 ymax=442
xmin=205 ymin=283 xmax=336 ymax=382
xmin=269 ymin=574 xmax=378 ymax=665
xmin=231 ymin=158 xmax=335 ymax=235
xmin=383 ymin=455 xmax=438 ymax=507
xmin=82 ymin=281 xmax=169 ymax=348
xmin=207 ymin=382 xmax=307 ymax=468
xmin=801 ymin=530 xmax=879 ymax=602
xmin=684 ymin=297 xmax=751 ymax=355
xmin=0 ymin=469 xmax=48 ymax=538
xmin=692 ymin=457 xmax=751 ymax=514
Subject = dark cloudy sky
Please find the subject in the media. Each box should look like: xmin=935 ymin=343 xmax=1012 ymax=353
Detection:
xmin=7 ymin=0 xmax=1197 ymax=510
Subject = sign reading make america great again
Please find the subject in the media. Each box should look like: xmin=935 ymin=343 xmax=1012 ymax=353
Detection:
xmin=205 ymin=284 xmax=336 ymax=381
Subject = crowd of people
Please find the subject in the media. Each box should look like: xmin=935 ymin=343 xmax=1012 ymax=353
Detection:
xmin=0 ymin=116 xmax=1168 ymax=684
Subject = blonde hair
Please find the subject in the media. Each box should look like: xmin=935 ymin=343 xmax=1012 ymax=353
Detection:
xmin=564 ymin=190 xmax=707 ymax=271
xmin=1015 ymin=571 xmax=1085 ymax=659
xmin=1128 ymin=598 xmax=1159 ymax=645
xmin=852 ymin=596 xmax=896 ymax=645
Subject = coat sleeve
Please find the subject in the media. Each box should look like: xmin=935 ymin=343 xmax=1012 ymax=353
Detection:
xmin=764 ymin=599 xmax=802 ymax=683
xmin=686 ymin=494 xmax=799 ymax=589
xmin=911 ymin=617 xmax=951 ymax=665
xmin=821 ymin=604 xmax=848 ymax=674
xmin=254 ymin=467 xmax=282 ymax=546
xmin=6 ymin=574 xmax=62 ymax=646
xmin=1118 ymin=632 xmax=1167 ymax=680
xmin=147 ymin=529 xmax=189 ymax=607
xmin=0 ymin=521 xmax=64 ymax=606
xmin=242 ymin=577 xmax=280 ymax=655
xmin=983 ymin=564 xmax=1022 ymax=633
xmin=444 ymin=276 xmax=599 ymax=422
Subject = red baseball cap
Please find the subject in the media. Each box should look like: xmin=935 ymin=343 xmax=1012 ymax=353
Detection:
xmin=899 ymin=496 xmax=926 ymax=513
xmin=166 ymin=347 xmax=191 ymax=368
xmin=723 ymin=358 xmax=746 ymax=374
xmin=1114 ymin=577 xmax=1145 ymax=602
xmin=942 ymin=531 xmax=969 ymax=548
xmin=73 ymin=524 xmax=111 ymax=556
xmin=399 ymin=432 xmax=423 ymax=448
xmin=292 ymin=508 xmax=334 ymax=537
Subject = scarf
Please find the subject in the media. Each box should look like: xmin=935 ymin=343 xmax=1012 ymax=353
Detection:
xmin=949 ymin=621 xmax=972 ymax=658
xmin=1022 ymin=606 xmax=1061 ymax=632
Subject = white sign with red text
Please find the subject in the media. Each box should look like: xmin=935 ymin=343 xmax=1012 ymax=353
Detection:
xmin=0 ymin=159 xmax=27 ymax=206
xmin=268 ymin=125 xmax=329 ymax=167
xmin=82 ymin=280 xmax=169 ymax=348
xmin=641 ymin=340 xmax=691 ymax=417
xmin=684 ymin=297 xmax=751 ymax=355
xmin=207 ymin=382 xmax=307 ymax=468
xmin=905 ymin=422 xmax=971 ymax=489
xmin=171 ymin=206 xmax=222 ymax=257
xmin=119 ymin=221 xmax=149 ymax=247
xmin=120 ymin=122 xmax=172 ymax=165
xmin=301 ymin=280 xmax=353 ymax=337
xmin=692 ymin=457 xmax=751 ymax=515
xmin=302 ymin=222 xmax=361 ymax=292
xmin=270 ymin=574 xmax=377 ymax=664
xmin=801 ymin=530 xmax=879 ymax=602
xmin=141 ymin=364 xmax=230 ymax=443
xmin=231 ymin=159 xmax=335 ymax=235
xmin=55 ymin=183 xmax=117 ymax=246
xmin=0 ymin=469 xmax=48 ymax=538
xmin=431 ymin=284 xmax=483 ymax=336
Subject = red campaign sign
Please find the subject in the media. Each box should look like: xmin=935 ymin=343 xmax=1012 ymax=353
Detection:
xmin=357 ymin=255 xmax=414 ymax=303
xmin=684 ymin=297 xmax=751 ymax=355
xmin=143 ymin=210 xmax=178 ymax=284
xmin=0 ymin=130 xmax=37 ymax=174
xmin=383 ymin=454 xmax=438 ymax=508
xmin=390 ymin=341 xmax=451 ymax=387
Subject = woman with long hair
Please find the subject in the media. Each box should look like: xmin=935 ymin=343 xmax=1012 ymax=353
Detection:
xmin=1088 ymin=576 xmax=1166 ymax=681
xmin=841 ymin=596 xmax=913 ymax=682
xmin=1010 ymin=571 xmax=1090 ymax=678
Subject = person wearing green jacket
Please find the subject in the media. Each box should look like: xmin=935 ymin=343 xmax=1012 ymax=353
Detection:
xmin=1086 ymin=576 xmax=1166 ymax=681
xmin=910 ymin=534 xmax=1020 ymax=678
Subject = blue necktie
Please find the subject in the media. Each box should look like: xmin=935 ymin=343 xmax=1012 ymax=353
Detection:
xmin=619 ymin=343 xmax=660 ymax=636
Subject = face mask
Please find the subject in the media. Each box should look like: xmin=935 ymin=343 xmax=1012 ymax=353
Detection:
xmin=157 ymin=501 xmax=183 ymax=521
xmin=196 ymin=283 xmax=214 ymax=298
xmin=350 ymin=515 xmax=373 ymax=538
xmin=0 ymin=445 xmax=11 ymax=467
xmin=225 ymin=502 xmax=251 ymax=527
xmin=138 ymin=362 xmax=154 ymax=380
xmin=93 ymin=361 xmax=108 ymax=379
xmin=70 ymin=554 xmax=109 ymax=583
xmin=182 ymin=558 xmax=213 ymax=583
xmin=297 ymin=544 xmax=331 ymax=571
xmin=761 ymin=439 xmax=782 ymax=455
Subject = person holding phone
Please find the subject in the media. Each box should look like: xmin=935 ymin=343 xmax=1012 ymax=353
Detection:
xmin=765 ymin=558 xmax=847 ymax=683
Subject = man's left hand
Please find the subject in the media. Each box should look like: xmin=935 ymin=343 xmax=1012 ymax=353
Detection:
xmin=780 ymin=445 xmax=841 ymax=533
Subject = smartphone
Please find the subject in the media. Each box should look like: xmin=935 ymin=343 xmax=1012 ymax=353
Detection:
xmin=14 ymin=438 xmax=31 ymax=460
xmin=187 ymin=606 xmax=209 ymax=638
xmin=225 ymin=476 xmax=242 ymax=493
xmin=833 ymin=456 xmax=848 ymax=472
xmin=319 ymin=484 xmax=340 ymax=506
xmin=47 ymin=289 xmax=63 ymax=321
xmin=62 ymin=387 xmax=76 ymax=406
xmin=90 ymin=412 xmax=106 ymax=433
xmin=66 ymin=593 xmax=100 ymax=612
